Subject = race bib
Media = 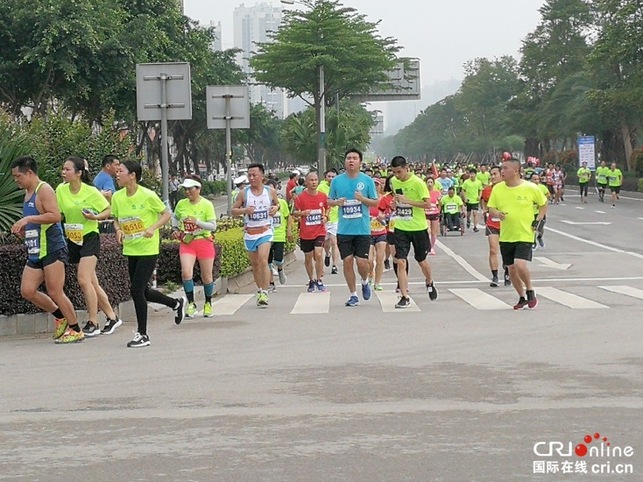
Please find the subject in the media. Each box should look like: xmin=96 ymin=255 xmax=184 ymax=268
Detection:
xmin=370 ymin=218 xmax=385 ymax=231
xmin=446 ymin=204 xmax=457 ymax=212
xmin=249 ymin=210 xmax=268 ymax=222
xmin=183 ymin=219 xmax=198 ymax=233
xmin=341 ymin=200 xmax=362 ymax=219
xmin=395 ymin=205 xmax=412 ymax=221
xmin=305 ymin=209 xmax=323 ymax=226
xmin=25 ymin=229 xmax=40 ymax=256
xmin=64 ymin=223 xmax=84 ymax=246
xmin=120 ymin=217 xmax=145 ymax=240
xmin=272 ymin=215 xmax=282 ymax=227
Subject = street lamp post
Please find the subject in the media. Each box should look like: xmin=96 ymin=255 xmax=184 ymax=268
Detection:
xmin=281 ymin=0 xmax=326 ymax=174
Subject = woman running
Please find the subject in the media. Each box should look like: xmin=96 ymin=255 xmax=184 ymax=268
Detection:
xmin=368 ymin=178 xmax=387 ymax=291
xmin=424 ymin=176 xmax=442 ymax=255
xmin=56 ymin=156 xmax=122 ymax=336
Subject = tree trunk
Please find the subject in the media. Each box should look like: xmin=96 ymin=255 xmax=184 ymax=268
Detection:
xmin=620 ymin=118 xmax=634 ymax=171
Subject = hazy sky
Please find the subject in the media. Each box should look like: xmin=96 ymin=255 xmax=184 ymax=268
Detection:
xmin=183 ymin=0 xmax=546 ymax=85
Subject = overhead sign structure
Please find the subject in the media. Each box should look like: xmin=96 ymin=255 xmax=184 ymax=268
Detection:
xmin=206 ymin=86 xmax=250 ymax=215
xmin=136 ymin=62 xmax=192 ymax=203
xmin=351 ymin=58 xmax=421 ymax=102
xmin=578 ymin=135 xmax=596 ymax=170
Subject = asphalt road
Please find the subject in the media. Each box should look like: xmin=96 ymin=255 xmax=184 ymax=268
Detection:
xmin=1 ymin=191 xmax=641 ymax=481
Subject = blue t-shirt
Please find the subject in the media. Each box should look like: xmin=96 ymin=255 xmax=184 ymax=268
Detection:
xmin=329 ymin=172 xmax=377 ymax=235
xmin=93 ymin=170 xmax=116 ymax=192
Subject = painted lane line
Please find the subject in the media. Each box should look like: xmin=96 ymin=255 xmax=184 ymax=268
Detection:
xmin=534 ymin=257 xmax=571 ymax=270
xmin=545 ymin=226 xmax=643 ymax=260
xmin=435 ymin=240 xmax=488 ymax=282
xmin=450 ymin=289 xmax=511 ymax=310
xmin=291 ymin=292 xmax=331 ymax=314
xmin=598 ymin=285 xmax=643 ymax=300
xmin=595 ymin=211 xmax=606 ymax=214
xmin=560 ymin=220 xmax=611 ymax=225
xmin=212 ymin=294 xmax=253 ymax=315
xmin=375 ymin=290 xmax=421 ymax=312
xmin=536 ymin=287 xmax=608 ymax=309
xmin=575 ymin=207 xmax=585 ymax=210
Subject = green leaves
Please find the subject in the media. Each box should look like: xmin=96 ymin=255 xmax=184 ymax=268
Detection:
xmin=0 ymin=122 xmax=30 ymax=232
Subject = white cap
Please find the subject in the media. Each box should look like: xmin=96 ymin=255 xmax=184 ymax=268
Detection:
xmin=292 ymin=169 xmax=300 ymax=175
xmin=180 ymin=178 xmax=201 ymax=189
xmin=234 ymin=175 xmax=248 ymax=185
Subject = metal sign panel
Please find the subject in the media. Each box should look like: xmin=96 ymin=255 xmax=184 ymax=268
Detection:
xmin=136 ymin=62 xmax=192 ymax=121
xmin=351 ymin=58 xmax=421 ymax=102
xmin=206 ymin=85 xmax=250 ymax=129
xmin=578 ymin=135 xmax=596 ymax=170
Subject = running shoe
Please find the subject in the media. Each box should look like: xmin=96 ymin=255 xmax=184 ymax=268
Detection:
xmin=257 ymin=291 xmax=269 ymax=307
xmin=345 ymin=295 xmax=359 ymax=307
xmin=384 ymin=259 xmax=391 ymax=270
xmin=361 ymin=282 xmax=372 ymax=301
xmin=473 ymin=226 xmax=479 ymax=233
xmin=186 ymin=302 xmax=197 ymax=318
xmin=174 ymin=297 xmax=187 ymax=325
xmin=324 ymin=254 xmax=330 ymax=267
xmin=127 ymin=332 xmax=150 ymax=348
xmin=271 ymin=266 xmax=278 ymax=276
xmin=101 ymin=317 xmax=122 ymax=335
xmin=429 ymin=249 xmax=436 ymax=256
xmin=203 ymin=301 xmax=213 ymax=317
xmin=307 ymin=280 xmax=316 ymax=293
xmin=55 ymin=327 xmax=84 ymax=344
xmin=513 ymin=297 xmax=529 ymax=310
xmin=268 ymin=282 xmax=277 ymax=293
xmin=504 ymin=273 xmax=511 ymax=286
xmin=537 ymin=236 xmax=544 ymax=248
xmin=374 ymin=284 xmax=383 ymax=291
xmin=316 ymin=280 xmax=326 ymax=292
xmin=426 ymin=281 xmax=438 ymax=301
xmin=490 ymin=276 xmax=499 ymax=288
xmin=395 ymin=296 xmax=410 ymax=309
xmin=278 ymin=269 xmax=287 ymax=284
xmin=53 ymin=317 xmax=68 ymax=340
xmin=82 ymin=321 xmax=100 ymax=337
xmin=527 ymin=290 xmax=538 ymax=309
xmin=331 ymin=265 xmax=338 ymax=275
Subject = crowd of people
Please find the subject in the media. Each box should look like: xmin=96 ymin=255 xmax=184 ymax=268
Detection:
xmin=9 ymin=150 xmax=626 ymax=347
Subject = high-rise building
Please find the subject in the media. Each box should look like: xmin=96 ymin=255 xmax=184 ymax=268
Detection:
xmin=210 ymin=21 xmax=223 ymax=51
xmin=233 ymin=2 xmax=286 ymax=118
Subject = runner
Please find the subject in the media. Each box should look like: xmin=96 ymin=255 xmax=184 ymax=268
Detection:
xmin=595 ymin=160 xmax=609 ymax=202
xmin=368 ymin=178 xmax=387 ymax=291
xmin=607 ymin=162 xmax=623 ymax=208
xmin=112 ymin=161 xmax=186 ymax=347
xmin=10 ymin=156 xmax=83 ymax=344
xmin=440 ymin=186 xmax=465 ymax=231
xmin=487 ymin=157 xmax=548 ymax=310
xmin=461 ymin=168 xmax=483 ymax=232
xmin=480 ymin=166 xmax=509 ymax=287
xmin=328 ymin=149 xmax=378 ymax=307
xmin=266 ymin=178 xmax=290 ymax=292
xmin=56 ymin=156 xmax=122 ymax=336
xmin=530 ymin=174 xmax=550 ymax=249
xmin=424 ymin=176 xmax=441 ymax=255
xmin=231 ymin=163 xmax=280 ymax=306
xmin=378 ymin=175 xmax=407 ymax=292
xmin=476 ymin=164 xmax=491 ymax=187
xmin=292 ymin=171 xmax=328 ymax=292
xmin=389 ymin=156 xmax=438 ymax=309
xmin=318 ymin=169 xmax=340 ymax=275
xmin=171 ymin=177 xmax=217 ymax=318
xmin=577 ymin=161 xmax=592 ymax=203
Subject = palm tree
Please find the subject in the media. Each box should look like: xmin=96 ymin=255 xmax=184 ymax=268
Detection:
xmin=0 ymin=129 xmax=30 ymax=232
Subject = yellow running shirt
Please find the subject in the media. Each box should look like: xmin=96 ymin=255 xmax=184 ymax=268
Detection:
xmin=487 ymin=181 xmax=547 ymax=243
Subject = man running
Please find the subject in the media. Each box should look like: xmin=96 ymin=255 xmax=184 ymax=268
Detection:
xmin=480 ymin=166 xmax=509 ymax=287
xmin=461 ymin=168 xmax=483 ymax=232
xmin=488 ymin=157 xmax=547 ymax=310
xmin=10 ymin=156 xmax=83 ymax=344
xmin=389 ymin=156 xmax=438 ymax=308
xmin=607 ymin=162 xmax=623 ymax=208
xmin=328 ymin=149 xmax=378 ymax=307
xmin=293 ymin=171 xmax=329 ymax=292
xmin=577 ymin=161 xmax=592 ymax=203
xmin=595 ymin=160 xmax=609 ymax=202
xmin=231 ymin=163 xmax=280 ymax=306
xmin=318 ymin=169 xmax=340 ymax=275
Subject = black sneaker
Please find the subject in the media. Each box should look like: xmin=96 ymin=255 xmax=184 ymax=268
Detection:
xmin=324 ymin=255 xmax=330 ymax=267
xmin=174 ymin=297 xmax=187 ymax=325
xmin=82 ymin=321 xmax=100 ymax=337
xmin=504 ymin=273 xmax=511 ymax=286
xmin=426 ymin=281 xmax=438 ymax=300
xmin=395 ymin=296 xmax=410 ymax=309
xmin=331 ymin=265 xmax=338 ymax=275
xmin=384 ymin=259 xmax=391 ymax=270
xmin=490 ymin=276 xmax=499 ymax=288
xmin=101 ymin=317 xmax=123 ymax=335
xmin=513 ymin=297 xmax=528 ymax=310
xmin=127 ymin=332 xmax=150 ymax=348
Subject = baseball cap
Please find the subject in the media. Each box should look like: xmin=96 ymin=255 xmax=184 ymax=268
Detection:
xmin=234 ymin=175 xmax=248 ymax=185
xmin=292 ymin=169 xmax=301 ymax=175
xmin=180 ymin=178 xmax=201 ymax=189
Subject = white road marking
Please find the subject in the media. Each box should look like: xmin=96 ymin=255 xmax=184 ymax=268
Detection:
xmin=595 ymin=211 xmax=606 ymax=214
xmin=534 ymin=257 xmax=571 ymax=270
xmin=450 ymin=289 xmax=511 ymax=310
xmin=291 ymin=292 xmax=331 ymax=314
xmin=375 ymin=290 xmax=421 ymax=312
xmin=212 ymin=294 xmax=253 ymax=315
xmin=435 ymin=240 xmax=488 ymax=282
xmin=545 ymin=226 xmax=643 ymax=260
xmin=598 ymin=285 xmax=643 ymax=300
xmin=536 ymin=287 xmax=608 ymax=309
xmin=560 ymin=220 xmax=611 ymax=225
xmin=575 ymin=207 xmax=585 ymax=210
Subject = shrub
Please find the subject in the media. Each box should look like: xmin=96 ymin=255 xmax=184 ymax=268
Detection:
xmin=216 ymin=227 xmax=251 ymax=278
xmin=638 ymin=179 xmax=643 ymax=193
xmin=156 ymin=239 xmax=222 ymax=285
xmin=0 ymin=234 xmax=131 ymax=316
xmin=631 ymin=148 xmax=643 ymax=176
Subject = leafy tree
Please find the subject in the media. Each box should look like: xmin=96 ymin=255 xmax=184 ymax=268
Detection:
xmin=0 ymin=114 xmax=30 ymax=232
xmin=251 ymin=0 xmax=399 ymax=164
